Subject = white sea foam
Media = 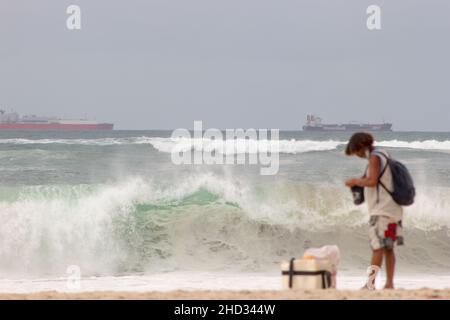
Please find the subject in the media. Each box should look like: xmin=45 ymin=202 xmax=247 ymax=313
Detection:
xmin=1 ymin=137 xmax=450 ymax=153
xmin=2 ymin=272 xmax=450 ymax=293
xmin=377 ymin=139 xmax=450 ymax=151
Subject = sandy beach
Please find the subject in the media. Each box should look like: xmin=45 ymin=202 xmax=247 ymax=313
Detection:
xmin=1 ymin=289 xmax=450 ymax=300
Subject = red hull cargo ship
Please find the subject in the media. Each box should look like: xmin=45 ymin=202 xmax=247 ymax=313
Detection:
xmin=0 ymin=110 xmax=114 ymax=131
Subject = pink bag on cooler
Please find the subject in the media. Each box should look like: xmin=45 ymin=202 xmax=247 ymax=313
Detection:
xmin=303 ymin=245 xmax=340 ymax=288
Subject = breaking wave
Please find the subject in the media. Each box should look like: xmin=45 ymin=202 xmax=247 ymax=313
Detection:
xmin=377 ymin=140 xmax=450 ymax=151
xmin=1 ymin=137 xmax=450 ymax=154
xmin=1 ymin=174 xmax=450 ymax=278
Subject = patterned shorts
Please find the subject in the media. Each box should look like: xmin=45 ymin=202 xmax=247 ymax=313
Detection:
xmin=368 ymin=215 xmax=404 ymax=250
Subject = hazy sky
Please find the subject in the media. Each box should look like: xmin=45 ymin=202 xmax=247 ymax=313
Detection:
xmin=1 ymin=0 xmax=449 ymax=130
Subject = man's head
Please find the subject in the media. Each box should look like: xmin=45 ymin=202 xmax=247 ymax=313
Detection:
xmin=345 ymin=132 xmax=374 ymax=158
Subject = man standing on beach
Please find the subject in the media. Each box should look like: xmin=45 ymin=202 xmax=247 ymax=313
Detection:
xmin=344 ymin=133 xmax=404 ymax=289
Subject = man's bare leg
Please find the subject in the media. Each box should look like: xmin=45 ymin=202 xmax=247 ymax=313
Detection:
xmin=371 ymin=249 xmax=384 ymax=267
xmin=384 ymin=248 xmax=395 ymax=289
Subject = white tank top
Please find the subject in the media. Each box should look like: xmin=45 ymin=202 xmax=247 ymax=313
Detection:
xmin=365 ymin=148 xmax=403 ymax=221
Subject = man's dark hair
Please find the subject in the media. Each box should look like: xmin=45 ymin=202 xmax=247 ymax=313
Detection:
xmin=345 ymin=132 xmax=374 ymax=156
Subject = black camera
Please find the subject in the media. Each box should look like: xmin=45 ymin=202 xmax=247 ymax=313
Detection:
xmin=351 ymin=186 xmax=365 ymax=205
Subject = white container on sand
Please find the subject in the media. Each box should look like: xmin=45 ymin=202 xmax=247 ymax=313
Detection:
xmin=281 ymin=245 xmax=340 ymax=290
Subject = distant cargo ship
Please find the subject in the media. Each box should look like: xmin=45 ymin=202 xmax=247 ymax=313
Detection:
xmin=303 ymin=115 xmax=392 ymax=132
xmin=0 ymin=110 xmax=114 ymax=131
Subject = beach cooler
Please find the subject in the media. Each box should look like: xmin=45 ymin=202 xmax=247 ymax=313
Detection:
xmin=281 ymin=258 xmax=333 ymax=290
xmin=281 ymin=245 xmax=340 ymax=290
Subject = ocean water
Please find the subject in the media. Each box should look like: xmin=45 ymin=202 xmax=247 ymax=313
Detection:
xmin=1 ymin=130 xmax=450 ymax=292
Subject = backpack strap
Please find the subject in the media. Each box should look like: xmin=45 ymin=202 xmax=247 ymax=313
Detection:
xmin=378 ymin=177 xmax=393 ymax=197
xmin=371 ymin=150 xmax=390 ymax=203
